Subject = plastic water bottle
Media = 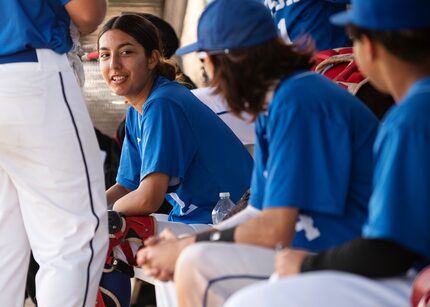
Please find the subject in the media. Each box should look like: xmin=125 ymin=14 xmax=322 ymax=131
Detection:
xmin=212 ymin=192 xmax=236 ymax=224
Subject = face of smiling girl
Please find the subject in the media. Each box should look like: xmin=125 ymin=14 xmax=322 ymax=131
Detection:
xmin=98 ymin=29 xmax=158 ymax=108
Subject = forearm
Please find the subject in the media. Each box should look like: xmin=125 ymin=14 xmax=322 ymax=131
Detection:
xmin=65 ymin=0 xmax=107 ymax=36
xmin=106 ymin=183 xmax=130 ymax=208
xmin=112 ymin=173 xmax=169 ymax=216
xmin=198 ymin=207 xmax=296 ymax=248
xmin=235 ymin=218 xmax=286 ymax=248
xmin=112 ymin=190 xmax=161 ymax=216
xmin=234 ymin=207 xmax=297 ymax=248
xmin=301 ymin=238 xmax=421 ymax=278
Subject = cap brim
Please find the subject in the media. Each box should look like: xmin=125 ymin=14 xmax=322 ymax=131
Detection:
xmin=176 ymin=42 xmax=201 ymax=56
xmin=330 ymin=11 xmax=353 ymax=26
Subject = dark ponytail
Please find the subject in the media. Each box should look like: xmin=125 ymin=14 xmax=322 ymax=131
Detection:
xmin=155 ymin=57 xmax=176 ymax=81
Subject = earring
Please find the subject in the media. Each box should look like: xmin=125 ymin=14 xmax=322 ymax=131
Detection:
xmin=200 ymin=58 xmax=209 ymax=85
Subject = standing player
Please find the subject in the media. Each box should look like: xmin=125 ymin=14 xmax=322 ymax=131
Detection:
xmin=136 ymin=1 xmax=378 ymax=306
xmin=263 ymin=0 xmax=351 ymax=50
xmin=0 ymin=1 xmax=108 ymax=307
xmin=225 ymin=0 xmax=430 ymax=306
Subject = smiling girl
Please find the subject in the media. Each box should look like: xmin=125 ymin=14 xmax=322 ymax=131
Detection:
xmin=96 ymin=14 xmax=253 ymax=306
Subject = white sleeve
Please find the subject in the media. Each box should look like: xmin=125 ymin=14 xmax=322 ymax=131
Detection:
xmin=213 ymin=205 xmax=262 ymax=230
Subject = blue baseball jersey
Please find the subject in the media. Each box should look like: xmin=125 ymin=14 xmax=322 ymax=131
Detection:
xmin=250 ymin=71 xmax=378 ymax=252
xmin=263 ymin=0 xmax=351 ymax=51
xmin=0 ymin=0 xmax=72 ymax=56
xmin=117 ymin=76 xmax=253 ymax=224
xmin=363 ymin=77 xmax=430 ymax=262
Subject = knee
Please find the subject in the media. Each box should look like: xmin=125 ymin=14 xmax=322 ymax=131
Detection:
xmin=175 ymin=243 xmax=213 ymax=285
xmin=176 ymin=243 xmax=208 ymax=273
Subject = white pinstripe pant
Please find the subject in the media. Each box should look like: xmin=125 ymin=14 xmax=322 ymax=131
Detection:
xmin=0 ymin=49 xmax=108 ymax=307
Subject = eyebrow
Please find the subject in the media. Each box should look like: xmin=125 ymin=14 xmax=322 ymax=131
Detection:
xmin=99 ymin=42 xmax=135 ymax=50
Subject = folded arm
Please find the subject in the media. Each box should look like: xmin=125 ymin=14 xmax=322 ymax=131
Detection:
xmin=64 ymin=0 xmax=107 ymax=36
xmin=112 ymin=172 xmax=169 ymax=216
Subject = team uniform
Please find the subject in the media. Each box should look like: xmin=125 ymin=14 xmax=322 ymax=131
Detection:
xmin=192 ymin=87 xmax=255 ymax=151
xmin=250 ymin=71 xmax=375 ymax=251
xmin=224 ymin=76 xmax=430 ymax=307
xmin=263 ymin=0 xmax=351 ymax=50
xmin=117 ymin=76 xmax=253 ymax=224
xmin=0 ymin=1 xmax=108 ymax=307
xmin=362 ymin=78 xmax=430 ymax=265
xmin=174 ymin=71 xmax=378 ymax=307
xmin=102 ymin=76 xmax=254 ymax=306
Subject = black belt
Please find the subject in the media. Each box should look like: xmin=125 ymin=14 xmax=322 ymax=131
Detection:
xmin=0 ymin=49 xmax=38 ymax=64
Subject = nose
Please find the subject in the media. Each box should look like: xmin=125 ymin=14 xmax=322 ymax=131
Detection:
xmin=109 ymin=52 xmax=121 ymax=70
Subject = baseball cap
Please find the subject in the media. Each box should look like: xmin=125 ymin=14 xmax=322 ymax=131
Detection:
xmin=331 ymin=0 xmax=430 ymax=30
xmin=176 ymin=0 xmax=278 ymax=56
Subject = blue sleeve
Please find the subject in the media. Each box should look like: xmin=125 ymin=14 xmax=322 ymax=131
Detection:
xmin=140 ymin=99 xmax=197 ymax=181
xmin=363 ymin=124 xmax=430 ymax=259
xmin=116 ymin=115 xmax=141 ymax=190
xmin=323 ymin=0 xmax=350 ymax=3
xmin=263 ymin=104 xmax=351 ymax=215
xmin=249 ymin=117 xmax=266 ymax=209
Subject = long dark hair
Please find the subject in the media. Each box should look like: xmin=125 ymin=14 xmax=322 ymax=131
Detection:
xmin=97 ymin=14 xmax=177 ymax=81
xmin=209 ymin=38 xmax=314 ymax=120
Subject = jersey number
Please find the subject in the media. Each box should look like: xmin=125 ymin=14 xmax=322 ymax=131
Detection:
xmin=277 ymin=18 xmax=291 ymax=43
xmin=295 ymin=214 xmax=321 ymax=241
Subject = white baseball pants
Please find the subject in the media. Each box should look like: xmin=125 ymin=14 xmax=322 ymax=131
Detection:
xmin=114 ymin=214 xmax=212 ymax=307
xmin=225 ymin=271 xmax=415 ymax=307
xmin=175 ymin=242 xmax=275 ymax=307
xmin=0 ymin=49 xmax=108 ymax=307
xmin=153 ymin=205 xmax=262 ymax=307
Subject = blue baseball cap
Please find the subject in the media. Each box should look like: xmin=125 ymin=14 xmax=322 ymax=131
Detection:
xmin=176 ymin=0 xmax=278 ymax=56
xmin=331 ymin=0 xmax=430 ymax=30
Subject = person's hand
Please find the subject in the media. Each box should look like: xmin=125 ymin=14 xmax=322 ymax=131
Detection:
xmin=136 ymin=230 xmax=194 ymax=281
xmin=143 ymin=228 xmax=177 ymax=247
xmin=136 ymin=229 xmax=178 ymax=281
xmin=275 ymin=248 xmax=310 ymax=277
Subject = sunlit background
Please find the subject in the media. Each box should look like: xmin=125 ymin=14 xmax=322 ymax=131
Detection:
xmin=81 ymin=0 xmax=208 ymax=137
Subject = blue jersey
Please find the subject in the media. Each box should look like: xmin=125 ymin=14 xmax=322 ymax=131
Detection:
xmin=363 ymin=77 xmax=430 ymax=262
xmin=263 ymin=0 xmax=351 ymax=50
xmin=250 ymin=71 xmax=378 ymax=252
xmin=0 ymin=0 xmax=72 ymax=55
xmin=117 ymin=77 xmax=253 ymax=224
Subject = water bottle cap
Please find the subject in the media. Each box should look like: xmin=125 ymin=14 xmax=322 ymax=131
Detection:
xmin=219 ymin=192 xmax=230 ymax=198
